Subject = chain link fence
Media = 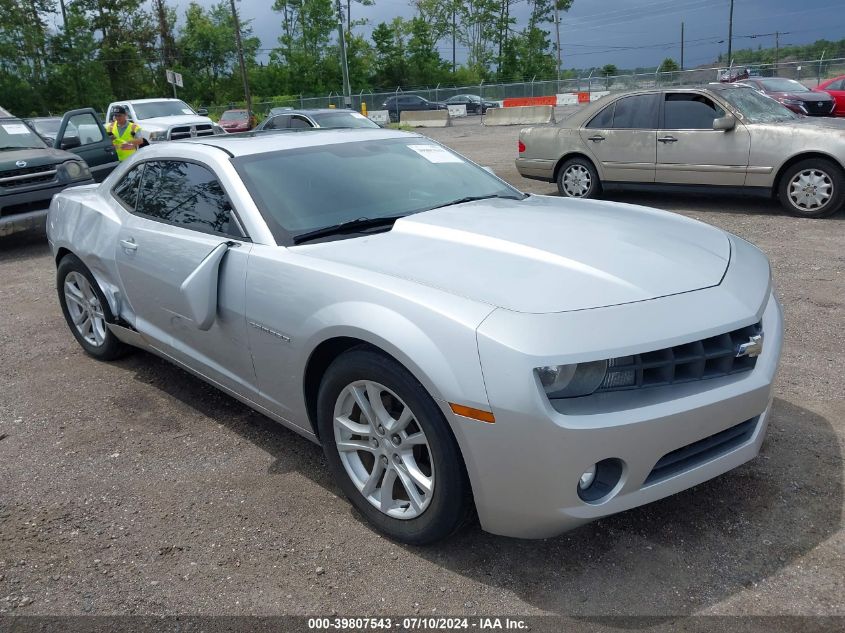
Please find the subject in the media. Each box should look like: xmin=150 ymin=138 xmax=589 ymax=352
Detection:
xmin=202 ymin=57 xmax=845 ymax=119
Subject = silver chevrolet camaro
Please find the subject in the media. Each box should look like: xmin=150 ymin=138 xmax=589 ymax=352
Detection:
xmin=47 ymin=129 xmax=783 ymax=544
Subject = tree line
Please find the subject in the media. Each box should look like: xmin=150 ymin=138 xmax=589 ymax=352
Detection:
xmin=0 ymin=0 xmax=577 ymax=116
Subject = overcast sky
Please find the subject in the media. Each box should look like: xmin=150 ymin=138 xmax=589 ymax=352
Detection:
xmin=177 ymin=0 xmax=845 ymax=70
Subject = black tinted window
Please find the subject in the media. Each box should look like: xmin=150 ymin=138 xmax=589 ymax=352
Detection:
xmin=112 ymin=165 xmax=144 ymax=210
xmin=586 ymin=104 xmax=614 ymax=128
xmin=612 ymin=94 xmax=658 ymax=129
xmin=135 ymin=161 xmax=240 ymax=236
xmin=266 ymin=115 xmax=290 ymax=130
xmin=289 ymin=116 xmax=312 ymax=129
xmin=663 ymin=94 xmax=725 ymax=129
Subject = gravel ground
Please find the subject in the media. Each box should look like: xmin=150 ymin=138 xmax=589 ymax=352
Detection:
xmin=0 ymin=118 xmax=843 ymax=622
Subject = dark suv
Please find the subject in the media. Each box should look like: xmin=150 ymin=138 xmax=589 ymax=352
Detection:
xmin=1 ymin=108 xmax=116 ymax=237
xmin=381 ymin=95 xmax=446 ymax=123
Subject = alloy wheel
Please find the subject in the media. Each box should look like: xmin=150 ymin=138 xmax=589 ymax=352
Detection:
xmin=63 ymin=271 xmax=107 ymax=347
xmin=332 ymin=380 xmax=434 ymax=520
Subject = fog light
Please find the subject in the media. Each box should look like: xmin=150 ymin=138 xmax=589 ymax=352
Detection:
xmin=579 ymin=465 xmax=596 ymax=490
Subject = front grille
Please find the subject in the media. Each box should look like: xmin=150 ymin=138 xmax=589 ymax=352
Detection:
xmin=596 ymin=321 xmax=762 ymax=394
xmin=168 ymin=124 xmax=215 ymax=141
xmin=803 ymin=100 xmax=835 ymax=116
xmin=643 ymin=416 xmax=759 ymax=485
xmin=0 ymin=165 xmax=58 ymax=188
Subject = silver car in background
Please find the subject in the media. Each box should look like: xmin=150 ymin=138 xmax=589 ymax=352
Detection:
xmin=47 ymin=130 xmax=782 ymax=543
xmin=517 ymin=83 xmax=845 ymax=218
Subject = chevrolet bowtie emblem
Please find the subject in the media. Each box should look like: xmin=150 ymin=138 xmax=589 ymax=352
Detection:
xmin=736 ymin=333 xmax=764 ymax=358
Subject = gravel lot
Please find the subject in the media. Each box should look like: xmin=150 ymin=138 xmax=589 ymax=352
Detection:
xmin=0 ymin=118 xmax=843 ymax=623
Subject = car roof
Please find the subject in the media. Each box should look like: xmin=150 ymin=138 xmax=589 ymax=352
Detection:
xmin=114 ymin=98 xmax=185 ymax=105
xmin=182 ymin=128 xmax=419 ymax=157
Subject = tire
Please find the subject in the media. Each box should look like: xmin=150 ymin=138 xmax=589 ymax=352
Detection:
xmin=57 ymin=254 xmax=128 ymax=361
xmin=317 ymin=347 xmax=472 ymax=545
xmin=778 ymin=158 xmax=845 ymax=218
xmin=556 ymin=157 xmax=602 ymax=199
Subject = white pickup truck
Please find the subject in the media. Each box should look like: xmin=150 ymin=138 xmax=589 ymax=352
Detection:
xmin=105 ymin=98 xmax=219 ymax=142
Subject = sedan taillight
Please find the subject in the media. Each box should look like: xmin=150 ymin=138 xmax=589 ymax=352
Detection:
xmin=518 ymin=140 xmax=526 ymax=153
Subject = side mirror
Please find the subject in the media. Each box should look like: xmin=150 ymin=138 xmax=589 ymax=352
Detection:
xmin=60 ymin=136 xmax=81 ymax=150
xmin=197 ymin=108 xmax=209 ymax=116
xmin=713 ymin=114 xmax=736 ymax=131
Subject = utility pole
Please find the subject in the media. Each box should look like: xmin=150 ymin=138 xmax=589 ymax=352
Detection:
xmin=452 ymin=6 xmax=456 ymax=74
xmin=554 ymin=7 xmax=562 ymax=82
xmin=680 ymin=21 xmax=684 ymax=71
xmin=334 ymin=0 xmax=352 ymax=108
xmin=775 ymin=31 xmax=779 ymax=74
xmin=229 ymin=0 xmax=252 ymax=116
xmin=727 ymin=0 xmax=734 ymax=69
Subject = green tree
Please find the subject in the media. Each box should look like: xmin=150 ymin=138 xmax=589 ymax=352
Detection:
xmin=661 ymin=57 xmax=679 ymax=72
xmin=371 ymin=18 xmax=408 ymax=88
xmin=406 ymin=17 xmax=448 ymax=85
xmin=601 ymin=63 xmax=618 ymax=76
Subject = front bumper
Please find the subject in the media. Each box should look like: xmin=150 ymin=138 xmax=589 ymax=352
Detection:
xmin=447 ymin=238 xmax=783 ymax=539
xmin=0 ymin=178 xmax=94 ymax=237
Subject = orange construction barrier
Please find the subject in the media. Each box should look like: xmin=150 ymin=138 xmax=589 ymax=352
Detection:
xmin=577 ymin=92 xmax=590 ymax=103
xmin=502 ymin=96 xmax=557 ymax=108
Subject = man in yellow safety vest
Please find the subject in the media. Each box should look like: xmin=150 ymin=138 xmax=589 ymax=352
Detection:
xmin=107 ymin=105 xmax=143 ymax=161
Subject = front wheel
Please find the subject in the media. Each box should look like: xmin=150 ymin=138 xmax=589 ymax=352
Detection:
xmin=317 ymin=348 xmax=472 ymax=544
xmin=778 ymin=159 xmax=844 ymax=218
xmin=556 ymin=157 xmax=602 ymax=199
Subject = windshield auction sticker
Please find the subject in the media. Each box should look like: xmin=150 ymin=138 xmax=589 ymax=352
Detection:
xmin=2 ymin=123 xmax=31 ymax=135
xmin=408 ymin=144 xmax=463 ymax=164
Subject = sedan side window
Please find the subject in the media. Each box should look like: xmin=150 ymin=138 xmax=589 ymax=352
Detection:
xmin=828 ymin=79 xmax=844 ymax=90
xmin=663 ymin=93 xmax=726 ymax=129
xmin=135 ymin=161 xmax=243 ymax=237
xmin=289 ymin=116 xmax=313 ymax=129
xmin=112 ymin=164 xmax=144 ymax=211
xmin=586 ymin=103 xmax=614 ymax=128
xmin=267 ymin=115 xmax=290 ymax=130
xmin=611 ymin=94 xmax=659 ymax=129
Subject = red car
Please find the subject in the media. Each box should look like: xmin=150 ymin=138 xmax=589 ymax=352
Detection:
xmin=217 ymin=109 xmax=256 ymax=132
xmin=740 ymin=77 xmax=836 ymax=116
xmin=815 ymin=75 xmax=845 ymax=117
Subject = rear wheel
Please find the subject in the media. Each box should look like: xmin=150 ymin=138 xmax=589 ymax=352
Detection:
xmin=57 ymin=254 xmax=127 ymax=360
xmin=556 ymin=157 xmax=602 ymax=199
xmin=317 ymin=347 xmax=472 ymax=544
xmin=778 ymin=158 xmax=844 ymax=218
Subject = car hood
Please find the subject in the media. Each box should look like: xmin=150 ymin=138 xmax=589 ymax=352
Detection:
xmin=297 ymin=196 xmax=731 ymax=314
xmin=0 ymin=147 xmax=77 ymax=170
xmin=136 ymin=115 xmax=213 ymax=131
xmin=776 ymin=116 xmax=845 ymax=131
xmin=767 ymin=90 xmax=833 ymax=102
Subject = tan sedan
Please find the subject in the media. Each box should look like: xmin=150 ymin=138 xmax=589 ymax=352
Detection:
xmin=516 ymin=84 xmax=845 ymax=218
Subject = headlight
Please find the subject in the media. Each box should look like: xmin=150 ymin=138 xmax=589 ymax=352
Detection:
xmin=780 ymin=99 xmax=803 ymax=106
xmin=148 ymin=131 xmax=167 ymax=141
xmin=536 ymin=361 xmax=608 ymax=398
xmin=61 ymin=160 xmax=90 ymax=181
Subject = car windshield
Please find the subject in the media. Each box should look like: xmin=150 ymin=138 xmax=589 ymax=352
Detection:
xmin=718 ymin=88 xmax=799 ymax=123
xmin=311 ymin=112 xmax=379 ymax=129
xmin=0 ymin=120 xmax=47 ymax=149
xmin=220 ymin=110 xmax=248 ymax=121
xmin=131 ymin=100 xmax=196 ymax=119
xmin=758 ymin=78 xmax=809 ymax=92
xmin=29 ymin=119 xmax=61 ymax=136
xmin=234 ymin=137 xmax=522 ymax=242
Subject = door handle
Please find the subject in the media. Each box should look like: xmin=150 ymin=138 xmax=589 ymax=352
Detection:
xmin=658 ymin=136 xmax=678 ymax=143
xmin=588 ymin=135 xmax=605 ymax=142
xmin=120 ymin=238 xmax=137 ymax=251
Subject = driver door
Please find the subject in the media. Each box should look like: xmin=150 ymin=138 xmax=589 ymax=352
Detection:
xmin=55 ymin=108 xmax=118 ymax=182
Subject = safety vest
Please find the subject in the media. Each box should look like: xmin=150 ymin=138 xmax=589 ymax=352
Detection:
xmin=107 ymin=121 xmax=140 ymax=161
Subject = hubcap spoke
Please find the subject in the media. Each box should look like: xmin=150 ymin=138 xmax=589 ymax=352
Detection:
xmin=337 ymin=439 xmax=377 ymax=453
xmin=379 ymin=468 xmax=397 ymax=512
xmin=394 ymin=463 xmax=425 ymax=513
xmin=385 ymin=406 xmax=413 ymax=434
xmin=361 ymin=459 xmax=386 ymax=498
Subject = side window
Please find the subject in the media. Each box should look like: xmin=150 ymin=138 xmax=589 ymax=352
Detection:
xmin=289 ymin=116 xmax=312 ymax=129
xmin=611 ymin=94 xmax=659 ymax=129
xmin=135 ymin=161 xmax=242 ymax=237
xmin=65 ymin=112 xmax=104 ymax=145
xmin=829 ymin=79 xmax=844 ymax=91
xmin=112 ymin=164 xmax=144 ymax=210
xmin=586 ymin=103 xmax=614 ymax=128
xmin=266 ymin=115 xmax=290 ymax=130
xmin=663 ymin=93 xmax=726 ymax=129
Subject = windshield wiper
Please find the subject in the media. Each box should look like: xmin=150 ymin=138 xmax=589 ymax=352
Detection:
xmin=429 ymin=193 xmax=526 ymax=210
xmin=293 ymin=215 xmax=404 ymax=244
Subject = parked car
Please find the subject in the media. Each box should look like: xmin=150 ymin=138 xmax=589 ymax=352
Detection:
xmin=105 ymin=99 xmax=216 ymax=142
xmin=381 ymin=95 xmax=446 ymax=123
xmin=218 ymin=109 xmax=256 ymax=133
xmin=815 ymin=74 xmax=845 ymax=117
xmin=1 ymin=109 xmax=105 ymax=237
xmin=739 ymin=77 xmax=836 ymax=116
xmin=516 ymin=84 xmax=845 ymax=218
xmin=48 ymin=129 xmax=782 ymax=543
xmin=444 ymin=94 xmax=499 ymax=115
xmin=255 ymin=108 xmax=379 ymax=131
xmin=25 ymin=117 xmax=74 ymax=145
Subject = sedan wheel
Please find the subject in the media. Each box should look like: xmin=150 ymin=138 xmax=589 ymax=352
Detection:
xmin=557 ymin=157 xmax=601 ymax=199
xmin=779 ymin=159 xmax=844 ymax=218
xmin=333 ymin=380 xmax=434 ymax=519
xmin=317 ymin=347 xmax=472 ymax=544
